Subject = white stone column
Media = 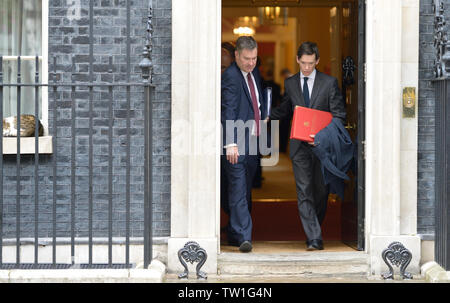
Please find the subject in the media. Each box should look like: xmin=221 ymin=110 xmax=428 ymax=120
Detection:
xmin=168 ymin=0 xmax=221 ymax=275
xmin=365 ymin=0 xmax=421 ymax=276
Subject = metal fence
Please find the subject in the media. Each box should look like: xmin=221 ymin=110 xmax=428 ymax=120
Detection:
xmin=434 ymin=78 xmax=450 ymax=271
xmin=0 ymin=1 xmax=154 ymax=269
xmin=433 ymin=0 xmax=449 ymax=271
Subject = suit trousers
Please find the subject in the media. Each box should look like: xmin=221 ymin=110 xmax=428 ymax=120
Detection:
xmin=291 ymin=144 xmax=330 ymax=241
xmin=220 ymin=163 xmax=230 ymax=215
xmin=222 ymin=154 xmax=258 ymax=245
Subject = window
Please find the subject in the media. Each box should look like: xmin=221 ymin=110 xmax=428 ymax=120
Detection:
xmin=0 ymin=0 xmax=49 ymax=134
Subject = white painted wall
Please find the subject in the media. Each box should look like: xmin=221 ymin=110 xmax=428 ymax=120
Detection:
xmin=168 ymin=0 xmax=422 ymax=277
xmin=365 ymin=0 xmax=420 ymax=275
xmin=168 ymin=0 xmax=221 ymax=275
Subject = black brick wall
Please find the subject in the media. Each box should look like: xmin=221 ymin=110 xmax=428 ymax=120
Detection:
xmin=417 ymin=0 xmax=449 ymax=235
xmin=1 ymin=0 xmax=171 ymax=239
xmin=150 ymin=0 xmax=171 ymax=237
xmin=2 ymin=0 xmax=445 ymax=240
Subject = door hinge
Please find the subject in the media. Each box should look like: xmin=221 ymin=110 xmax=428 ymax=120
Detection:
xmin=362 ymin=140 xmax=366 ymax=160
xmin=364 ymin=62 xmax=367 ymax=83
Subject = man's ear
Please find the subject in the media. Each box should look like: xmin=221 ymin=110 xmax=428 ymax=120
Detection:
xmin=316 ymin=58 xmax=320 ymax=65
xmin=296 ymin=56 xmax=300 ymax=64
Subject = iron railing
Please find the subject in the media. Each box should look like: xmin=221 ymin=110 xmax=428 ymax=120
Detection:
xmin=0 ymin=1 xmax=153 ymax=269
xmin=433 ymin=0 xmax=450 ymax=271
xmin=434 ymin=78 xmax=450 ymax=271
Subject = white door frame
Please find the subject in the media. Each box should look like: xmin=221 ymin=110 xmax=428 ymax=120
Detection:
xmin=167 ymin=0 xmax=422 ymax=277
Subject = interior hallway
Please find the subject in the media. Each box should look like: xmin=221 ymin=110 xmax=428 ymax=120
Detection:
xmin=221 ymin=240 xmax=355 ymax=253
xmin=221 ymin=151 xmax=356 ymax=252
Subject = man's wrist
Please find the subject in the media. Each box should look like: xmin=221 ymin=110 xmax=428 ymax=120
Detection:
xmin=225 ymin=143 xmax=237 ymax=149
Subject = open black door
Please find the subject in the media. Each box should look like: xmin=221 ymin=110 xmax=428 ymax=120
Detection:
xmin=356 ymin=0 xmax=366 ymax=251
xmin=341 ymin=0 xmax=365 ymax=251
xmin=353 ymin=0 xmax=366 ymax=251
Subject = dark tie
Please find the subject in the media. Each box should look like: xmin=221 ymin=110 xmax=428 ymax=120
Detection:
xmin=303 ymin=76 xmax=310 ymax=107
xmin=247 ymin=73 xmax=260 ymax=136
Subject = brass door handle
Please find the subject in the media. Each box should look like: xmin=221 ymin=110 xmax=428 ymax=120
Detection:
xmin=345 ymin=122 xmax=356 ymax=130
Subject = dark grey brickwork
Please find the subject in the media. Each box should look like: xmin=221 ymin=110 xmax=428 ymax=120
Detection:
xmin=417 ymin=0 xmax=450 ymax=235
xmin=1 ymin=0 xmax=171 ymax=239
xmin=1 ymin=0 xmax=443 ymax=241
xmin=418 ymin=0 xmax=436 ymax=235
xmin=150 ymin=0 xmax=171 ymax=237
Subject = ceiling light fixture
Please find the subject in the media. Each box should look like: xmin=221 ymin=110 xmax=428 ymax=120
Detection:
xmin=233 ymin=26 xmax=255 ymax=36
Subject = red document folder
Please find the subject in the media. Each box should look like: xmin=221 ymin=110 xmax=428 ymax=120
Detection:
xmin=290 ymin=106 xmax=333 ymax=142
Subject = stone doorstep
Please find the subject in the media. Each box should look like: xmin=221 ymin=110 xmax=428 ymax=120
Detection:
xmin=217 ymin=252 xmax=370 ymax=277
xmin=164 ymin=273 xmax=369 ymax=283
xmin=218 ymin=263 xmax=369 ymax=277
xmin=218 ymin=251 xmax=369 ymax=262
xmin=421 ymin=261 xmax=450 ymax=282
xmin=0 ymin=259 xmax=166 ymax=283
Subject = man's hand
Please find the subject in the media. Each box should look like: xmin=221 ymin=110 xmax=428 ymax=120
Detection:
xmin=226 ymin=146 xmax=239 ymax=164
xmin=308 ymin=134 xmax=316 ymax=146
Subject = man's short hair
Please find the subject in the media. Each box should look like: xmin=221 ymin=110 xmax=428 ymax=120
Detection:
xmin=235 ymin=36 xmax=257 ymax=53
xmin=297 ymin=41 xmax=320 ymax=60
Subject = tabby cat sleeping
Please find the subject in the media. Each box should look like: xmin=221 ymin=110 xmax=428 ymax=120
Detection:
xmin=2 ymin=115 xmax=44 ymax=137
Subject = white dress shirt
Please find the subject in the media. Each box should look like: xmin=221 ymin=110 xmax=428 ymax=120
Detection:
xmin=241 ymin=70 xmax=261 ymax=137
xmin=300 ymin=69 xmax=317 ymax=100
xmin=225 ymin=69 xmax=262 ymax=149
xmin=241 ymin=70 xmax=261 ymax=113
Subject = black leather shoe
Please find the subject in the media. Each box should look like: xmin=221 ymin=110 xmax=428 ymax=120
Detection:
xmin=239 ymin=241 xmax=252 ymax=253
xmin=306 ymin=239 xmax=324 ymax=251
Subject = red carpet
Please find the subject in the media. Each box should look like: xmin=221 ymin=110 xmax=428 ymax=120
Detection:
xmin=221 ymin=199 xmax=342 ymax=241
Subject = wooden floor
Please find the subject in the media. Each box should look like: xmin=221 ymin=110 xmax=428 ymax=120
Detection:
xmin=220 ymin=241 xmax=357 ymax=253
xmin=253 ymin=152 xmax=297 ymax=201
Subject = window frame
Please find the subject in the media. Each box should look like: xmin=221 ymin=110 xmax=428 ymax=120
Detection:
xmin=2 ymin=0 xmax=48 ymax=134
xmin=2 ymin=0 xmax=51 ymax=154
xmin=42 ymin=0 xmax=49 ymax=135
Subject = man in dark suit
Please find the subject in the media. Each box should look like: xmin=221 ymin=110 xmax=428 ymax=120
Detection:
xmin=221 ymin=36 xmax=267 ymax=253
xmin=269 ymin=42 xmax=346 ymax=251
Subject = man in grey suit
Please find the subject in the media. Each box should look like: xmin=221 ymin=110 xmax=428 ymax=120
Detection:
xmin=269 ymin=42 xmax=346 ymax=250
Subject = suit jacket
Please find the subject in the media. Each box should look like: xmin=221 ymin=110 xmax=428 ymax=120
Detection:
xmin=221 ymin=62 xmax=268 ymax=156
xmin=270 ymin=70 xmax=346 ymax=158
